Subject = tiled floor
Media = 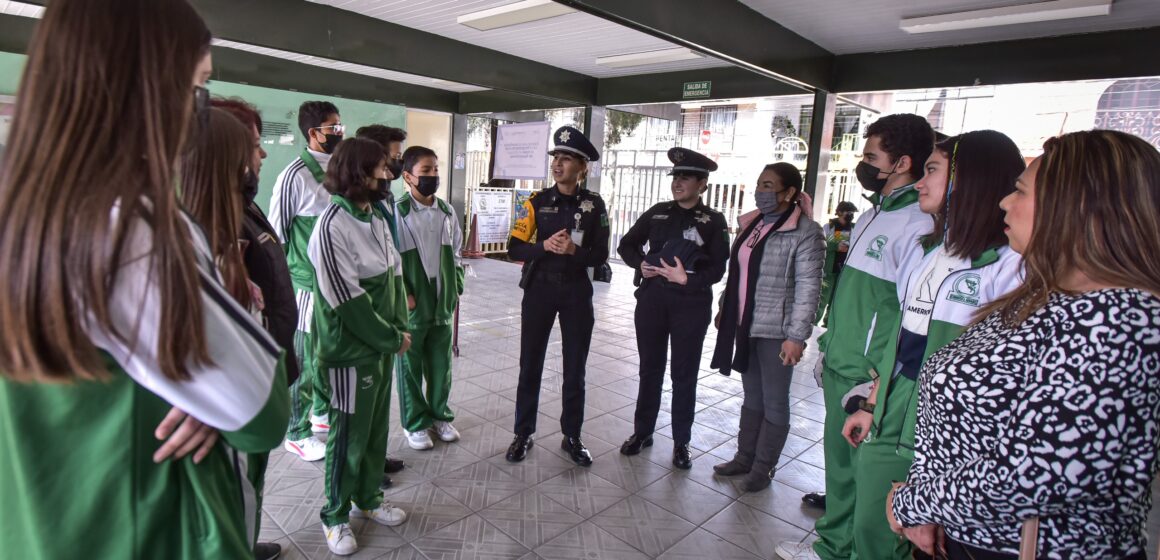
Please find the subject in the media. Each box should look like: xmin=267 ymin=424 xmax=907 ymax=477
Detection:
xmin=261 ymin=257 xmax=1160 ymax=560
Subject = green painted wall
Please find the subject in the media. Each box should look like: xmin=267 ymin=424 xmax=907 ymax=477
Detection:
xmin=0 ymin=51 xmax=407 ymax=211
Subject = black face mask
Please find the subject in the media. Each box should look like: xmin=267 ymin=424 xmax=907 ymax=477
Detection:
xmin=855 ymin=160 xmax=895 ymax=193
xmin=386 ymin=157 xmax=404 ymax=180
xmin=242 ymin=170 xmax=260 ymax=205
xmin=367 ymin=178 xmax=389 ymax=203
xmin=314 ymin=130 xmax=342 ymax=154
xmin=842 ymin=211 xmax=854 ymax=222
xmin=413 ymin=175 xmax=439 ymax=198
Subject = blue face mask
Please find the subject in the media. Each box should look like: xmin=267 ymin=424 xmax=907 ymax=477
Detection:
xmin=754 ymin=190 xmax=780 ymax=215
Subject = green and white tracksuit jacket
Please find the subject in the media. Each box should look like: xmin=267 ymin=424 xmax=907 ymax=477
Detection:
xmin=0 ymin=207 xmax=289 ymax=559
xmin=818 ymin=184 xmax=932 ymax=383
xmin=309 ymin=196 xmax=409 ymax=367
xmin=395 ymin=193 xmax=465 ymax=328
xmin=871 ymin=243 xmax=1024 ymax=459
xmin=270 ymin=149 xmax=331 ymax=295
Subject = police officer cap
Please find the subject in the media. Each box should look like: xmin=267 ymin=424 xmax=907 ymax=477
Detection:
xmin=645 ymin=238 xmax=708 ymax=271
xmin=668 ymin=147 xmax=718 ymax=176
xmin=549 ymin=126 xmax=600 ymax=162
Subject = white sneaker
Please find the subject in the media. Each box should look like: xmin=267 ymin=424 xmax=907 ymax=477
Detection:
xmin=323 ymin=522 xmax=357 ymax=556
xmin=775 ymin=540 xmax=821 ymax=560
xmin=284 ymin=436 xmax=326 ymax=462
xmin=405 ymin=429 xmax=434 ymax=450
xmin=431 ymin=421 xmax=460 ymax=442
xmin=311 ymin=413 xmax=331 ymax=434
xmin=350 ymin=501 xmax=408 ymax=527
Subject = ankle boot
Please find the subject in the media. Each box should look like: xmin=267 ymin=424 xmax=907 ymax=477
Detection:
xmin=740 ymin=421 xmax=790 ymax=492
xmin=713 ymin=407 xmax=763 ymax=476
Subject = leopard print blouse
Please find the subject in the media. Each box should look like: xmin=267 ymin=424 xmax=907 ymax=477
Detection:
xmin=892 ymin=289 xmax=1160 ymax=559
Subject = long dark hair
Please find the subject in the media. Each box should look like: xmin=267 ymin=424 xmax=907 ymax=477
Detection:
xmin=0 ymin=0 xmax=212 ymax=383
xmin=180 ymin=108 xmax=253 ymax=308
xmin=982 ymin=130 xmax=1160 ymax=325
xmin=324 ymin=138 xmax=386 ymax=202
xmin=924 ymin=130 xmax=1025 ymax=260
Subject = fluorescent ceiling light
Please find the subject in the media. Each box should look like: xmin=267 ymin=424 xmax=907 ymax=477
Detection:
xmin=457 ymin=0 xmax=576 ymax=31
xmin=595 ymin=48 xmax=703 ymax=68
xmin=0 ymin=1 xmax=45 ymax=18
xmin=900 ymin=0 xmax=1112 ymax=34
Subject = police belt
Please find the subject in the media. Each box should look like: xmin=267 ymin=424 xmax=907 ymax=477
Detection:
xmin=531 ymin=269 xmax=588 ymax=285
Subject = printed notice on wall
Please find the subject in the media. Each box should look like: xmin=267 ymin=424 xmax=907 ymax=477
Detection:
xmin=493 ymin=121 xmax=550 ymax=180
xmin=472 ymin=189 xmax=514 ymax=244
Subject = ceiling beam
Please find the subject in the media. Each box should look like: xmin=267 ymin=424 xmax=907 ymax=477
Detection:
xmin=212 ymin=47 xmax=459 ymax=113
xmin=833 ymin=27 xmax=1160 ymax=92
xmin=553 ymin=0 xmax=832 ymax=91
xmin=188 ymin=0 xmax=596 ymax=105
xmin=598 ymin=67 xmax=808 ymax=106
xmin=459 ymin=90 xmax=581 ymax=115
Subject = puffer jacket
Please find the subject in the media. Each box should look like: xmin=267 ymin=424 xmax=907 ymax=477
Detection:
xmin=711 ymin=201 xmax=825 ymax=375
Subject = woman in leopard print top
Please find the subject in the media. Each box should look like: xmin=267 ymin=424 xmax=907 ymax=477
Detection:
xmin=888 ymin=130 xmax=1160 ymax=560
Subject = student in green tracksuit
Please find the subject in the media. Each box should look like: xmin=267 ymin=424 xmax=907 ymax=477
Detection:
xmin=0 ymin=4 xmax=290 ymax=556
xmin=394 ymin=146 xmax=466 ymax=450
xmin=272 ymin=100 xmax=345 ymax=462
xmin=815 ymin=201 xmax=857 ymax=327
xmin=838 ymin=130 xmax=1027 ymax=560
xmin=777 ymin=114 xmax=935 ymax=560
xmin=308 ymin=137 xmax=411 ymax=556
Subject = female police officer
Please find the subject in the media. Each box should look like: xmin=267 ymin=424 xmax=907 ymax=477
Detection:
xmin=616 ymin=148 xmax=729 ymax=469
xmin=505 ymin=126 xmax=610 ymax=466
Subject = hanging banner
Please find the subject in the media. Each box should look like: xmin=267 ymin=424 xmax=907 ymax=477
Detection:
xmin=471 ymin=188 xmax=514 ymax=244
xmin=493 ymin=121 xmax=550 ymax=180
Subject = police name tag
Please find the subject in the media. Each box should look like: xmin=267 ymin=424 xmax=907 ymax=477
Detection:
xmin=540 ymin=207 xmax=559 ymax=214
xmin=683 ymin=227 xmax=705 ymax=246
xmin=571 ymin=213 xmax=584 ymax=247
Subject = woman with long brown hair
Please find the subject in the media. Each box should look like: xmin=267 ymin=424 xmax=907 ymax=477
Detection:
xmin=0 ymin=0 xmax=289 ymax=558
xmin=888 ymin=129 xmax=1160 ymax=559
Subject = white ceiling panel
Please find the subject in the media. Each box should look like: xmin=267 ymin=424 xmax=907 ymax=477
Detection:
xmin=306 ymin=0 xmax=732 ymax=78
xmin=212 ymin=39 xmax=488 ymax=92
xmin=0 ymin=1 xmax=43 ymax=18
xmin=741 ymin=0 xmax=1160 ymax=54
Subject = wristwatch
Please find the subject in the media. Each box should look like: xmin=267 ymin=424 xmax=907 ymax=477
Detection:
xmin=858 ymin=400 xmax=876 ymax=413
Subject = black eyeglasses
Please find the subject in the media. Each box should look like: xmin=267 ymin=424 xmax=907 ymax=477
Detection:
xmin=746 ymin=223 xmax=765 ymax=248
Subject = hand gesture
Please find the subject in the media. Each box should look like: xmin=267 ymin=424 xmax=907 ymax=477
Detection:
xmin=399 ymin=332 xmax=413 ymax=355
xmin=153 ymin=407 xmax=220 ymax=464
xmin=780 ymin=339 xmax=804 ymax=366
xmin=656 ymin=257 xmax=688 ymax=285
xmin=842 ymin=409 xmax=873 ymax=448
xmin=640 ymin=263 xmax=661 ymax=278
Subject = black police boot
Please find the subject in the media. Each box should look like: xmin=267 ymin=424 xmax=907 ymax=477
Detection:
xmin=672 ymin=444 xmax=692 ymax=470
xmin=619 ymin=433 xmax=653 ymax=456
xmin=383 ymin=457 xmax=405 ymax=474
xmin=561 ymin=436 xmax=593 ymax=466
xmin=713 ymin=407 xmax=763 ymax=476
xmin=740 ymin=420 xmax=790 ymax=492
xmin=506 ymin=435 xmax=534 ymax=463
xmin=253 ymin=542 xmax=282 ymax=560
xmin=802 ymin=492 xmax=826 ymax=509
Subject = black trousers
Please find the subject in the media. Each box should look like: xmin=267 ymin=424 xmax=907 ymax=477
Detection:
xmin=513 ymin=274 xmax=594 ymax=438
xmin=632 ymin=282 xmax=712 ymax=445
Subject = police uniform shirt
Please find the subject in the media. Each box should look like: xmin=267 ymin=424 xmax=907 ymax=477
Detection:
xmin=617 ymin=200 xmax=729 ymax=291
xmin=508 ymin=185 xmax=610 ymax=275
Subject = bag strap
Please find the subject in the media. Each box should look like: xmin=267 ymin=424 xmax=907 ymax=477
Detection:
xmin=1019 ymin=517 xmax=1039 ymax=560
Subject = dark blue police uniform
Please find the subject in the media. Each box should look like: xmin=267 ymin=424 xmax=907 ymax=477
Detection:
xmin=616 ymin=147 xmax=729 ymax=469
xmin=505 ymin=126 xmax=610 ymax=466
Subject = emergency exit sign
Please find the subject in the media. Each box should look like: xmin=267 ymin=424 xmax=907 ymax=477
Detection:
xmin=683 ymin=81 xmax=711 ymax=99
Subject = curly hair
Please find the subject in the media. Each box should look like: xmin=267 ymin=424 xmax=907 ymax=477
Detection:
xmin=865 ymin=114 xmax=935 ymax=182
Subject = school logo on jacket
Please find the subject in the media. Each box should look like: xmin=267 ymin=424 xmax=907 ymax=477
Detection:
xmin=865 ymin=235 xmax=888 ymax=261
xmin=948 ymin=274 xmax=982 ymax=306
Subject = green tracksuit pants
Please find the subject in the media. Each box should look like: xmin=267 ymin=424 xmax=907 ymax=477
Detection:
xmin=286 ymin=329 xmax=330 ymax=440
xmin=851 ymin=374 xmax=917 ymax=560
xmin=815 ymin=273 xmax=837 ymax=326
xmin=320 ymin=358 xmax=392 ymax=527
xmin=245 ymin=451 xmax=270 ymax=548
xmin=396 ymin=324 xmax=455 ymax=433
xmin=813 ymin=369 xmax=862 ymax=560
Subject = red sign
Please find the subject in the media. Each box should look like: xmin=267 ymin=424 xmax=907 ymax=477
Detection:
xmin=700 ymin=130 xmax=711 ymax=145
